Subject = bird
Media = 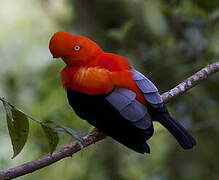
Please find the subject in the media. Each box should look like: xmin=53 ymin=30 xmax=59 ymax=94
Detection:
xmin=49 ymin=31 xmax=196 ymax=154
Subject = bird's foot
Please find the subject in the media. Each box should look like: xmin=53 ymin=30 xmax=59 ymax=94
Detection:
xmin=89 ymin=127 xmax=99 ymax=134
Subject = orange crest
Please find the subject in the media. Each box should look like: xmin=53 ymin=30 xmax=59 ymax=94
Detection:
xmin=49 ymin=31 xmax=103 ymax=65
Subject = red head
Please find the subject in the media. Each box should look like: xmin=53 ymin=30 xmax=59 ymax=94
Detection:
xmin=49 ymin=31 xmax=103 ymax=66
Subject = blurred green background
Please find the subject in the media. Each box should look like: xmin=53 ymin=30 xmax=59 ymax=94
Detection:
xmin=0 ymin=0 xmax=219 ymax=179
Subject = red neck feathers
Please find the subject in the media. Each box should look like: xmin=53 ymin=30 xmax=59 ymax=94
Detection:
xmin=60 ymin=52 xmax=146 ymax=104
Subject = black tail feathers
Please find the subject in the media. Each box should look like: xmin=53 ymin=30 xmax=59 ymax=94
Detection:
xmin=130 ymin=142 xmax=151 ymax=154
xmin=156 ymin=113 xmax=196 ymax=149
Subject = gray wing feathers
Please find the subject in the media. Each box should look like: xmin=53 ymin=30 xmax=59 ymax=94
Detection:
xmin=130 ymin=69 xmax=163 ymax=107
xmin=105 ymin=68 xmax=163 ymax=129
xmin=144 ymin=92 xmax=163 ymax=105
xmin=105 ymin=88 xmax=135 ymax=111
xmin=132 ymin=72 xmax=158 ymax=93
xmin=120 ymin=101 xmax=146 ymax=121
xmin=106 ymin=88 xmax=151 ymax=129
xmin=134 ymin=114 xmax=152 ymax=129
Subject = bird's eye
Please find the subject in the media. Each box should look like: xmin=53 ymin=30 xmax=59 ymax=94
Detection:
xmin=73 ymin=45 xmax=80 ymax=51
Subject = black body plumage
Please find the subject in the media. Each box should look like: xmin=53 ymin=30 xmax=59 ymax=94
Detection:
xmin=66 ymin=69 xmax=196 ymax=154
xmin=67 ymin=89 xmax=153 ymax=153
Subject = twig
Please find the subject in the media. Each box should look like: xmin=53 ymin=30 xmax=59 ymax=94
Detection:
xmin=162 ymin=62 xmax=219 ymax=102
xmin=0 ymin=61 xmax=219 ymax=180
xmin=0 ymin=131 xmax=106 ymax=180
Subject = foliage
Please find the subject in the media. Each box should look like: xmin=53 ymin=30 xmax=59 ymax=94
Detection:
xmin=1 ymin=98 xmax=82 ymax=156
xmin=3 ymin=103 xmax=29 ymax=158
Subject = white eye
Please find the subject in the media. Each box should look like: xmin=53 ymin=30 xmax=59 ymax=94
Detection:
xmin=73 ymin=45 xmax=80 ymax=51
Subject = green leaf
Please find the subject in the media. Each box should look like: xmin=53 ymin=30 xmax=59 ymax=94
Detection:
xmin=4 ymin=106 xmax=29 ymax=158
xmin=41 ymin=124 xmax=59 ymax=153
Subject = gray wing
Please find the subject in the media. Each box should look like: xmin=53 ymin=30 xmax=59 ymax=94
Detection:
xmin=105 ymin=88 xmax=152 ymax=129
xmin=130 ymin=69 xmax=163 ymax=108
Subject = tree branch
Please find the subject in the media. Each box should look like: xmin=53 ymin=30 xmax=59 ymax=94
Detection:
xmin=162 ymin=62 xmax=219 ymax=102
xmin=0 ymin=62 xmax=219 ymax=180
